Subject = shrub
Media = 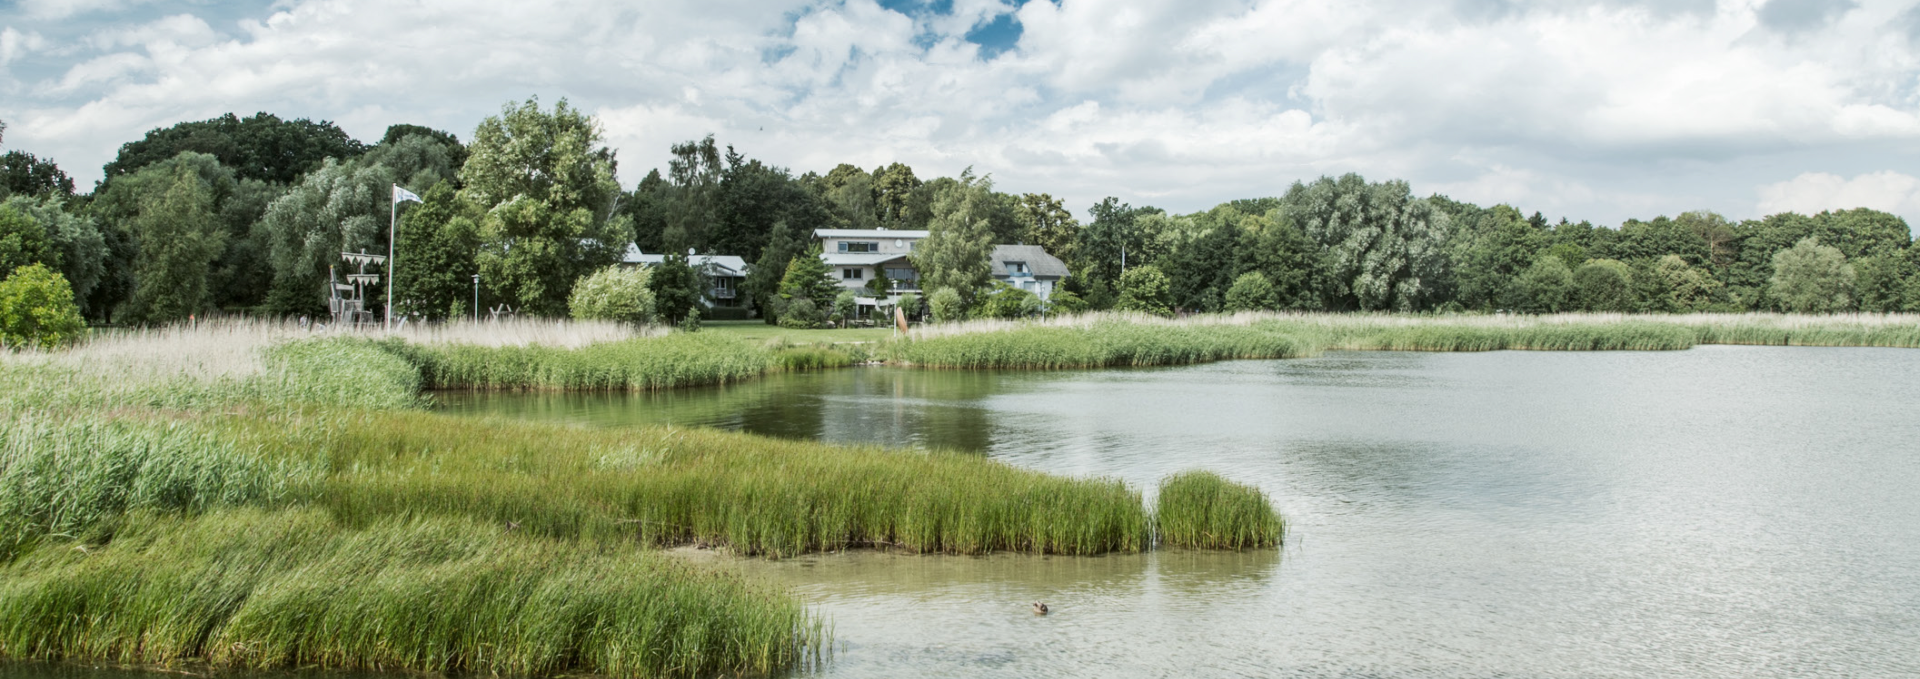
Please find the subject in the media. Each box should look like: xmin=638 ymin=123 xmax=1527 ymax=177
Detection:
xmin=1116 ymin=265 xmax=1172 ymax=315
xmin=1046 ymin=289 xmax=1085 ymax=314
xmin=1222 ymin=272 xmax=1277 ymax=313
xmin=568 ymin=265 xmax=655 ymax=325
xmin=679 ymin=306 xmax=701 ymax=332
xmin=896 ymin=292 xmax=922 ymax=321
xmin=778 ymin=298 xmax=822 ymax=329
xmin=0 ymin=263 xmax=86 ymax=350
xmin=981 ymin=283 xmax=1040 ymax=319
xmin=928 ymin=287 xmax=965 ymax=322
xmin=832 ymin=289 xmax=858 ymax=326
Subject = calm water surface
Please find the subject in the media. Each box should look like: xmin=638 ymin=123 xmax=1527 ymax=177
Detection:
xmin=435 ymin=347 xmax=1920 ymax=678
xmin=19 ymin=348 xmax=1910 ymax=679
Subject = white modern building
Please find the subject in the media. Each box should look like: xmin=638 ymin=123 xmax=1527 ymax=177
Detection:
xmin=815 ymin=228 xmax=928 ymax=296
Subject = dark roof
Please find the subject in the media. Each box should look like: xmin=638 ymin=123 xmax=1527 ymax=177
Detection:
xmin=989 ymin=244 xmax=1070 ymax=278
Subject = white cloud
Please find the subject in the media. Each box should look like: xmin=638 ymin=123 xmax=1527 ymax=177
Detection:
xmin=0 ymin=0 xmax=1914 ymax=226
xmin=0 ymin=27 xmax=47 ymax=68
xmin=1757 ymin=171 xmax=1920 ymax=224
xmin=15 ymin=0 xmax=149 ymax=21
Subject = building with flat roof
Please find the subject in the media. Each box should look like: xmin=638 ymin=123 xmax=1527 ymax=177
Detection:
xmin=621 ymin=245 xmax=751 ymax=308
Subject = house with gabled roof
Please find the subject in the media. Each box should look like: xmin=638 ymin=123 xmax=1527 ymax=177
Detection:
xmin=622 ymin=245 xmax=751 ymax=308
xmin=989 ymin=244 xmax=1070 ymax=301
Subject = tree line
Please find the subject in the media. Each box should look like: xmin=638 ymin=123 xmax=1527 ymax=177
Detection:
xmin=1 ymin=99 xmax=1915 ymax=339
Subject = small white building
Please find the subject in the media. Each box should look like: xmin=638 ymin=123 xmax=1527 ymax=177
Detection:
xmin=989 ymin=244 xmax=1070 ymax=301
xmin=622 ymin=245 xmax=751 ymax=308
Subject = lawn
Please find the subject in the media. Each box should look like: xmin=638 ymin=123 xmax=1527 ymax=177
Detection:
xmin=700 ymin=319 xmax=901 ymax=344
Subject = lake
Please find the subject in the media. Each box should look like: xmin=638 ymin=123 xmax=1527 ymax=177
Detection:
xmin=432 ymin=346 xmax=1920 ymax=677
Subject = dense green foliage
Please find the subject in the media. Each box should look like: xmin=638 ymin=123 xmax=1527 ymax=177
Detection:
xmin=0 ymin=264 xmax=86 ymax=350
xmin=1771 ymin=238 xmax=1855 ymax=313
xmin=1116 ymin=265 xmax=1173 ymax=315
xmin=1155 ymin=471 xmax=1284 ymax=550
xmin=4 ymin=100 xmax=1910 ymax=325
xmin=569 ymin=264 xmax=656 ymax=324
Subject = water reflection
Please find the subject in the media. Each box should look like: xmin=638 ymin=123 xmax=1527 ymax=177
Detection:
xmin=445 ymin=348 xmax=1920 ymax=676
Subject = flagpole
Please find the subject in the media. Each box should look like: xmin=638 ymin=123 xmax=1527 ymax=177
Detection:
xmin=387 ymin=184 xmax=397 ymax=331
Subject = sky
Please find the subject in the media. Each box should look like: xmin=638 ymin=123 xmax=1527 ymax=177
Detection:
xmin=1 ymin=0 xmax=1917 ymax=229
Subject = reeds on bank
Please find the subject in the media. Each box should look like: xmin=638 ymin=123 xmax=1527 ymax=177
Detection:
xmin=0 ymin=508 xmax=821 ymax=677
xmin=888 ymin=311 xmax=1920 ymax=369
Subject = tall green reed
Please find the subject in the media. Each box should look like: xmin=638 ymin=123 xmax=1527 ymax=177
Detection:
xmin=0 ymin=508 xmax=822 ymax=677
xmin=1154 ymin=470 xmax=1284 ymax=550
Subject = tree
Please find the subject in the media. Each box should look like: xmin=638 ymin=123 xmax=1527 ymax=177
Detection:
xmin=124 ymin=163 xmax=225 ymax=324
xmin=1573 ymin=259 xmax=1634 ymax=312
xmin=1439 ymin=200 xmax=1543 ymax=310
xmin=648 ymin=251 xmax=703 ymax=325
xmin=1285 ymin=174 xmax=1450 ymax=311
xmin=1514 ymin=256 xmax=1573 ymax=313
xmin=0 ymin=264 xmax=86 ymax=350
xmin=776 ymin=245 xmax=837 ymax=327
xmin=1015 ymin=192 xmax=1078 ymax=263
xmin=913 ymin=172 xmax=996 ymax=307
xmin=1046 ymin=289 xmax=1086 ymax=314
xmin=1116 ymin=265 xmax=1173 ymax=315
xmin=817 ymin=163 xmax=878 ymax=229
xmin=3 ymin=196 xmax=106 ymax=319
xmin=1771 ymin=237 xmax=1855 ymax=313
xmin=1851 ymin=254 xmax=1911 ymax=313
xmin=660 ymin=135 xmax=723 ymax=250
xmin=1223 ymin=271 xmax=1278 ymax=312
xmin=1079 ymin=197 xmax=1159 ymax=288
xmin=746 ymin=220 xmax=807 ymax=323
xmin=873 ymin=162 xmax=922 ymax=227
xmin=0 ymin=203 xmax=56 ymax=276
xmin=391 ymin=182 xmax=481 ymax=320
xmin=259 ymin=158 xmax=393 ymax=316
xmin=1 ymin=151 xmax=77 ymax=198
xmin=103 ymin=112 xmax=365 ymax=185
xmin=378 ymin=124 xmax=468 ymax=173
xmin=569 ymin=265 xmax=655 ymax=325
xmin=831 ymin=289 xmax=858 ymax=326
xmin=462 ymin=97 xmax=627 ymax=316
xmin=1650 ymin=254 xmax=1720 ymax=312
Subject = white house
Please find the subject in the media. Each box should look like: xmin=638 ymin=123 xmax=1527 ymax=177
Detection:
xmin=622 ymin=245 xmax=751 ymax=309
xmin=989 ymin=244 xmax=1070 ymax=301
xmin=815 ymin=228 xmax=927 ymax=297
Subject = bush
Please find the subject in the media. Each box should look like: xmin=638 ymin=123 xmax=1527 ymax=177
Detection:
xmin=679 ymin=306 xmax=701 ymax=332
xmin=778 ymin=298 xmax=821 ymax=329
xmin=0 ymin=263 xmax=86 ymax=350
xmin=1046 ymin=289 xmax=1085 ymax=314
xmin=1116 ymin=265 xmax=1172 ymax=315
xmin=896 ymin=292 xmax=922 ymax=322
xmin=1222 ymin=272 xmax=1277 ymax=313
xmin=981 ymin=284 xmax=1040 ymax=319
xmin=568 ymin=265 xmax=655 ymax=325
xmin=832 ymin=289 xmax=858 ymax=326
xmin=928 ymin=287 xmax=965 ymax=322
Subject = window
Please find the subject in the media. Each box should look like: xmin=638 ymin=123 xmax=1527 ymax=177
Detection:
xmin=842 ymin=268 xmax=863 ymax=280
xmin=838 ymin=241 xmax=879 ymax=253
xmin=884 ymin=267 xmax=919 ymax=281
xmin=1006 ymin=261 xmax=1030 ymax=275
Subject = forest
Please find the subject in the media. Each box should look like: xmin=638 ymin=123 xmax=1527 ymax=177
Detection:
xmin=1 ymin=96 xmax=1914 ymax=340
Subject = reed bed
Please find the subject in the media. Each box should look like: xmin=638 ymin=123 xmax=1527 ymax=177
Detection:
xmin=0 ymin=508 xmax=822 ymax=677
xmin=1154 ymin=471 xmax=1285 ymax=550
xmin=394 ymin=332 xmax=774 ymax=391
xmin=886 ymin=319 xmax=1316 ymax=369
xmin=0 ymin=417 xmax=318 ymax=560
xmin=217 ymin=410 xmax=1153 ymax=557
xmin=891 ymin=311 xmax=1920 ymax=369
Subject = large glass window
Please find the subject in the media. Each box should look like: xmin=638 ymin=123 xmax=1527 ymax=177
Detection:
xmin=842 ymin=268 xmax=864 ymax=280
xmin=884 ymin=267 xmax=919 ymax=281
xmin=838 ymin=241 xmax=879 ymax=253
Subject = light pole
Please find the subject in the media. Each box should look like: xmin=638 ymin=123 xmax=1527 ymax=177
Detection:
xmin=472 ymin=274 xmax=480 ymax=323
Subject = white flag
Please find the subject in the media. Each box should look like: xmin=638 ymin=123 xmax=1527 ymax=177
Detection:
xmin=393 ymin=185 xmax=422 ymax=204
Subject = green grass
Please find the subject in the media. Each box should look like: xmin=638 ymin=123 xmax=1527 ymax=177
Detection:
xmin=0 ymin=508 xmax=821 ymax=677
xmin=701 ymin=320 xmax=899 ymax=344
xmin=1154 ymin=471 xmax=1285 ymax=550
